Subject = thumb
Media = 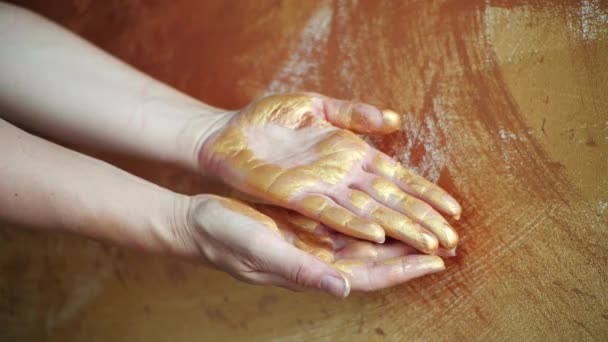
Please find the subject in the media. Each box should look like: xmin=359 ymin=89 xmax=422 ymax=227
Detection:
xmin=320 ymin=97 xmax=402 ymax=134
xmin=262 ymin=242 xmax=351 ymax=298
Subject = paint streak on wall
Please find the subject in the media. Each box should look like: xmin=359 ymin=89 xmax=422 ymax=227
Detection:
xmin=2 ymin=0 xmax=607 ymax=340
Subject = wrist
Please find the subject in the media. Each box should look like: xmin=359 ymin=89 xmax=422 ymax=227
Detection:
xmin=151 ymin=193 xmax=201 ymax=261
xmin=180 ymin=109 xmax=235 ymax=175
xmin=172 ymin=105 xmax=234 ymax=173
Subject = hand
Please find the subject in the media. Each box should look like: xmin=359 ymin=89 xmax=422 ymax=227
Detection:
xmin=198 ymin=93 xmax=462 ymax=253
xmin=180 ymin=194 xmax=448 ymax=298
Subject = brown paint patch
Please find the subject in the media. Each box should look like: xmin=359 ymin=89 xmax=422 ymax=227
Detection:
xmin=164 ymin=262 xmax=187 ymax=283
xmin=257 ymin=294 xmax=278 ymax=313
xmin=5 ymin=0 xmax=606 ymax=340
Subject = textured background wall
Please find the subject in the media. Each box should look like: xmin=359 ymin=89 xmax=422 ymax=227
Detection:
xmin=1 ymin=0 xmax=607 ymax=340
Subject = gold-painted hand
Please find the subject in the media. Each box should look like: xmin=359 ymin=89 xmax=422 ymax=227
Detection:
xmin=199 ymin=93 xmax=461 ymax=253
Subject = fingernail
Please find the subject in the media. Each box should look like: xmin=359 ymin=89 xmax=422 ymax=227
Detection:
xmin=320 ymin=275 xmax=348 ymax=298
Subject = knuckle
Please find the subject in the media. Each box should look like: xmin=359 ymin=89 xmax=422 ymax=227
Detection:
xmin=290 ymin=262 xmax=311 ymax=286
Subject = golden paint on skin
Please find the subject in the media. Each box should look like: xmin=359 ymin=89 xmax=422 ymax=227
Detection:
xmin=208 ymin=96 xmax=366 ymax=199
xmin=331 ymin=101 xmax=356 ymax=131
xmin=371 ymin=153 xmax=398 ymax=179
xmin=371 ymin=178 xmax=407 ymax=203
xmin=370 ymin=206 xmax=438 ymax=253
xmin=299 ymin=194 xmax=329 ymax=213
xmin=394 ymin=167 xmax=462 ymax=218
xmin=294 ymin=239 xmax=334 ymax=263
xmin=369 ymin=180 xmax=458 ymax=248
xmin=348 ymin=189 xmax=372 ymax=211
xmin=293 ymin=226 xmax=334 ymax=248
xmin=379 ymin=109 xmax=402 ymax=133
xmin=332 ymin=259 xmax=366 ymax=276
xmin=285 ymin=214 xmax=320 ymax=232
xmin=203 ymin=93 xmax=458 ymax=246
xmin=212 ymin=196 xmax=279 ymax=232
xmin=288 ymin=229 xmax=351 ymax=294
xmin=338 ymin=241 xmax=379 ymax=260
xmin=396 ymin=194 xmax=458 ymax=249
xmin=321 ymin=98 xmax=402 ymax=134
xmin=376 ymin=255 xmax=445 ymax=271
xmin=298 ymin=194 xmax=384 ymax=242
xmin=370 ymin=153 xmax=462 ymax=219
xmin=246 ymin=164 xmax=284 ymax=192
xmin=319 ymin=207 xmax=351 ymax=226
xmin=343 ymin=219 xmax=385 ymax=243
xmin=442 ymin=223 xmax=459 ymax=248
xmin=218 ymin=197 xmax=364 ymax=285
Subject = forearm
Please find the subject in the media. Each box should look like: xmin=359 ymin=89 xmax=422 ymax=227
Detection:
xmin=0 ymin=119 xmax=195 ymax=257
xmin=0 ymin=3 xmax=226 ymax=171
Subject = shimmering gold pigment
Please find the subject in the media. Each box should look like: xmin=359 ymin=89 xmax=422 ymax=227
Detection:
xmin=10 ymin=1 xmax=606 ymax=340
xmin=370 ymin=153 xmax=462 ymax=219
xmin=212 ymin=195 xmax=279 ymax=232
xmin=202 ymin=94 xmax=408 ymax=242
xmin=348 ymin=189 xmax=373 ymax=211
xmin=369 ymin=178 xmax=458 ymax=248
xmin=202 ymin=93 xmax=457 ymax=248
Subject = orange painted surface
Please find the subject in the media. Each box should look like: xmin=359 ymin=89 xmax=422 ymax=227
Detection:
xmin=1 ymin=1 xmax=607 ymax=340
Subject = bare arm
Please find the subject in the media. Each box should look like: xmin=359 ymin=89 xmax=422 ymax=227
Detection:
xmin=0 ymin=118 xmax=186 ymax=254
xmin=1 ymin=119 xmax=447 ymax=297
xmin=0 ymin=3 xmax=461 ymax=254
xmin=0 ymin=2 xmax=224 ymax=171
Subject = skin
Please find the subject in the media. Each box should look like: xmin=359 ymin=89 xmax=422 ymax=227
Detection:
xmin=200 ymin=93 xmax=462 ymax=252
xmin=0 ymin=119 xmax=447 ymax=297
xmin=0 ymin=4 xmax=460 ymax=297
xmin=189 ymin=195 xmax=448 ymax=296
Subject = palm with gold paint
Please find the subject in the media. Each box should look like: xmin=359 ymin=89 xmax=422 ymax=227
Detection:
xmin=199 ymin=93 xmax=461 ymax=253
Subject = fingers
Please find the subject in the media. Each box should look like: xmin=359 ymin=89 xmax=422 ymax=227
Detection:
xmin=257 ymin=241 xmax=351 ymax=298
xmin=333 ymin=188 xmax=439 ymax=254
xmin=247 ymin=274 xmax=307 ymax=293
xmin=279 ymin=211 xmax=426 ymax=260
xmin=266 ymin=205 xmax=456 ymax=259
xmin=335 ymin=240 xmax=418 ymax=260
xmin=293 ymin=193 xmax=386 ymax=243
xmin=366 ymin=151 xmax=462 ymax=219
xmin=314 ymin=96 xmax=402 ymax=134
xmin=353 ymin=176 xmax=459 ymax=249
xmin=333 ymin=255 xmax=445 ymax=292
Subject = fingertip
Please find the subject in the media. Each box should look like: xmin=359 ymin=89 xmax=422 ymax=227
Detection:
xmin=347 ymin=219 xmax=385 ymax=244
xmin=373 ymin=255 xmax=446 ymax=285
xmin=341 ymin=272 xmax=351 ymax=298
xmin=374 ymin=232 xmax=386 ymax=244
xmin=442 ymin=224 xmax=459 ymax=249
xmin=367 ymin=223 xmax=386 ymax=243
xmin=420 ymin=255 xmax=446 ymax=273
xmin=320 ymin=274 xmax=349 ymax=298
xmin=436 ymin=247 xmax=457 ymax=257
xmin=420 ymin=232 xmax=439 ymax=254
xmin=443 ymin=196 xmax=462 ymax=219
xmin=402 ymin=255 xmax=445 ymax=274
xmin=380 ymin=109 xmax=402 ymax=134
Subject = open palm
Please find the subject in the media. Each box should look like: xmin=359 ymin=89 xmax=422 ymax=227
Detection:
xmin=199 ymin=93 xmax=461 ymax=253
xmin=187 ymin=194 xmax=450 ymax=296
